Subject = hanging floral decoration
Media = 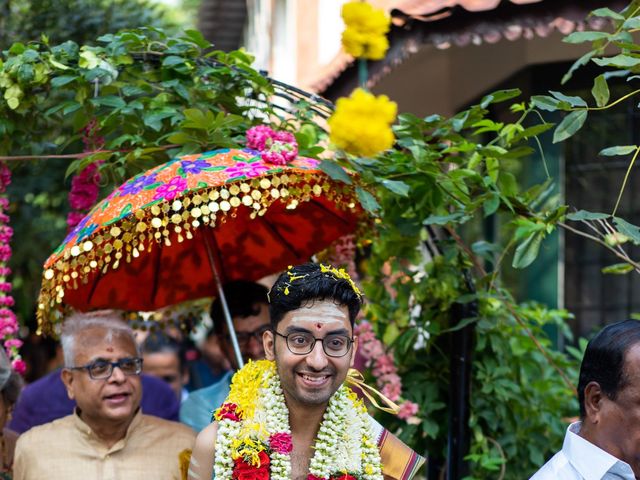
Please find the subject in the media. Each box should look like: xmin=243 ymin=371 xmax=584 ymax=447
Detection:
xmin=341 ymin=1 xmax=391 ymax=60
xmin=328 ymin=88 xmax=397 ymax=158
xmin=0 ymin=163 xmax=24 ymax=374
xmin=355 ymin=321 xmax=419 ymax=423
xmin=67 ymin=119 xmax=104 ymax=230
xmin=246 ymin=125 xmax=298 ymax=166
xmin=213 ymin=360 xmax=383 ymax=480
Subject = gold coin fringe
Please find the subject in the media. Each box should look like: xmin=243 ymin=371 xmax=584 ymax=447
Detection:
xmin=36 ymin=172 xmax=360 ymax=335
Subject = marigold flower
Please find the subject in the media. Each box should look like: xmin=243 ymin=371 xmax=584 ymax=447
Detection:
xmin=328 ymin=88 xmax=397 ymax=157
xmin=341 ymin=1 xmax=390 ymax=60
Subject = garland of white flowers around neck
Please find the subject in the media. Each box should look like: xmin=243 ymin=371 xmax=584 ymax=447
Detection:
xmin=213 ymin=360 xmax=383 ymax=480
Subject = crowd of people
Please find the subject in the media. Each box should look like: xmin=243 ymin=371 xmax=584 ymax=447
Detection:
xmin=0 ymin=262 xmax=637 ymax=479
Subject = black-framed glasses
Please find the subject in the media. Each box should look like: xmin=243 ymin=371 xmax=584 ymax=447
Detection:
xmin=226 ymin=325 xmax=270 ymax=346
xmin=68 ymin=357 xmax=143 ymax=380
xmin=274 ymin=331 xmax=354 ymax=358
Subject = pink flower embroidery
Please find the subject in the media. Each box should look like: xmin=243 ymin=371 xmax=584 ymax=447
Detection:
xmin=224 ymin=162 xmax=270 ymax=179
xmin=153 ymin=176 xmax=188 ymax=201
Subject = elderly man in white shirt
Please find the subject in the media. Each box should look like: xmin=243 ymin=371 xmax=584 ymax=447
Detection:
xmin=531 ymin=319 xmax=640 ymax=480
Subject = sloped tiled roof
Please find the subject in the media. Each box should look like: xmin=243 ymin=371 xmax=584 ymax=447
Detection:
xmin=311 ymin=0 xmax=624 ymax=95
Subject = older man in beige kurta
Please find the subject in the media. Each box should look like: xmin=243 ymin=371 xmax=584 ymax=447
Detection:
xmin=13 ymin=313 xmax=195 ymax=480
xmin=14 ymin=410 xmax=194 ymax=479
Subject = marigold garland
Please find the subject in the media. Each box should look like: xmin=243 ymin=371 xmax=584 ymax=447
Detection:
xmin=341 ymin=2 xmax=390 ymax=60
xmin=214 ymin=360 xmax=383 ymax=480
xmin=328 ymin=88 xmax=397 ymax=157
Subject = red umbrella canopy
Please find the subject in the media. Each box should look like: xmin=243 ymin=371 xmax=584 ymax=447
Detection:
xmin=38 ymin=148 xmax=364 ymax=334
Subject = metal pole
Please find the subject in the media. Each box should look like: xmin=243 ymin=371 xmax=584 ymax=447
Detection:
xmin=203 ymin=232 xmax=244 ymax=369
xmin=447 ymin=270 xmax=476 ymax=480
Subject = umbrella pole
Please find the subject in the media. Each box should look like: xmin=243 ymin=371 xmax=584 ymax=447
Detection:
xmin=203 ymin=234 xmax=245 ymax=369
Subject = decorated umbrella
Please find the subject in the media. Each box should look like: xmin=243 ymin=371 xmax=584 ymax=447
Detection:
xmin=38 ymin=146 xmax=363 ymax=366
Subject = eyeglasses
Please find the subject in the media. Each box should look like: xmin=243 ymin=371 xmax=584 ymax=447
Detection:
xmin=274 ymin=331 xmax=354 ymax=358
xmin=226 ymin=325 xmax=270 ymax=346
xmin=68 ymin=357 xmax=143 ymax=380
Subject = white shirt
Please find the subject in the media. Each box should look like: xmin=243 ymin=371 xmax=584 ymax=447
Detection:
xmin=530 ymin=422 xmax=635 ymax=480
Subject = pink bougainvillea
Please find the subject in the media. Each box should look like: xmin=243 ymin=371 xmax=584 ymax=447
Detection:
xmin=355 ymin=320 xmax=420 ymax=423
xmin=67 ymin=119 xmax=104 ymax=230
xmin=0 ymin=163 xmax=23 ymax=374
xmin=246 ymin=125 xmax=298 ymax=165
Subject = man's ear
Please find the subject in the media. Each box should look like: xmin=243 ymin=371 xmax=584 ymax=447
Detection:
xmin=583 ymin=381 xmax=606 ymax=423
xmin=350 ymin=336 xmax=358 ymax=368
xmin=61 ymin=369 xmax=76 ymax=400
xmin=263 ymin=330 xmax=275 ymax=361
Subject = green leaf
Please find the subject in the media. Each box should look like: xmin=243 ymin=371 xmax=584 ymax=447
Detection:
xmin=92 ymin=95 xmax=126 ymax=109
xmin=512 ymin=232 xmax=543 ymax=269
xmin=553 ymin=111 xmax=587 ymax=143
xmin=591 ymin=7 xmax=624 ymax=20
xmin=182 ymin=29 xmax=210 ymax=49
xmin=563 ymin=31 xmax=610 ymax=44
xmin=6 ymin=97 xmax=19 ymax=110
xmin=599 ymin=145 xmax=637 ymax=156
xmin=318 ymin=160 xmax=352 ymax=185
xmin=623 ymin=17 xmax=640 ymax=29
xmin=424 ymin=212 xmax=467 ymax=225
xmin=50 ymin=75 xmax=78 ymax=88
xmin=562 ymin=51 xmax=595 ymax=84
xmin=531 ymin=95 xmax=561 ymax=112
xmin=162 ymin=55 xmax=185 ymax=67
xmin=380 ymin=179 xmax=409 ymax=196
xmin=602 ymin=263 xmax=635 ymax=275
xmin=355 ymin=187 xmax=380 ymax=214
xmin=613 ymin=217 xmax=640 ymax=245
xmin=592 ymin=74 xmax=610 ymax=107
xmin=479 ymin=89 xmax=521 ymax=108
xmin=593 ymin=54 xmax=640 ymax=68
xmin=566 ymin=210 xmax=610 ymax=221
xmin=549 ymin=91 xmax=587 ymax=107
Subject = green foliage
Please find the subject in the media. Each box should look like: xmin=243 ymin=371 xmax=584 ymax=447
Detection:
xmin=351 ymin=3 xmax=640 ymax=477
xmin=0 ymin=0 xmax=172 ymax=49
xmin=0 ymin=27 xmax=327 ymax=323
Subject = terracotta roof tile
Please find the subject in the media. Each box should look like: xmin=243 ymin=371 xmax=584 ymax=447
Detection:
xmin=308 ymin=0 xmax=622 ymax=94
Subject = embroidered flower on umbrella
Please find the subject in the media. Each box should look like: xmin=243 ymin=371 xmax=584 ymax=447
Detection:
xmin=224 ymin=161 xmax=270 ymax=179
xmin=179 ymin=158 xmax=211 ymax=175
xmin=246 ymin=125 xmax=298 ymax=166
xmin=119 ymin=173 xmax=158 ymax=196
xmin=153 ymin=176 xmax=188 ymax=201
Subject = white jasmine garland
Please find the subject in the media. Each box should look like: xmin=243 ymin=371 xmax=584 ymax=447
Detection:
xmin=213 ymin=360 xmax=383 ymax=480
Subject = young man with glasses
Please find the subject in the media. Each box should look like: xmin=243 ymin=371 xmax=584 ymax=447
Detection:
xmin=180 ymin=280 xmax=270 ymax=431
xmin=14 ymin=313 xmax=195 ymax=480
xmin=188 ymin=263 xmax=424 ymax=480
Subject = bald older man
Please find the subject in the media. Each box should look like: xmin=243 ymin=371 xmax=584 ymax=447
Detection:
xmin=14 ymin=313 xmax=195 ymax=480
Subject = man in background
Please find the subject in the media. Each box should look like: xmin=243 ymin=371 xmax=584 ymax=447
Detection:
xmin=14 ymin=312 xmax=194 ymax=479
xmin=10 ymin=313 xmax=180 ymax=433
xmin=531 ymin=319 xmax=640 ymax=479
xmin=179 ymin=280 xmax=269 ymax=431
xmin=141 ymin=331 xmax=189 ymax=402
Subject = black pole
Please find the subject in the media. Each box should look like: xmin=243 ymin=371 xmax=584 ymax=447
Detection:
xmin=447 ymin=270 xmax=476 ymax=479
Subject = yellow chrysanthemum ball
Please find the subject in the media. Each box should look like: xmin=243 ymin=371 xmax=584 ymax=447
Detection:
xmin=341 ymin=1 xmax=391 ymax=60
xmin=328 ymin=88 xmax=397 ymax=157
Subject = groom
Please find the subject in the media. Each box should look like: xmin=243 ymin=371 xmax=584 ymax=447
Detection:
xmin=188 ymin=262 xmax=424 ymax=480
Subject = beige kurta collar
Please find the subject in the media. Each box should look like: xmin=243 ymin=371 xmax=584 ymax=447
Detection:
xmin=71 ymin=408 xmax=143 ymax=454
